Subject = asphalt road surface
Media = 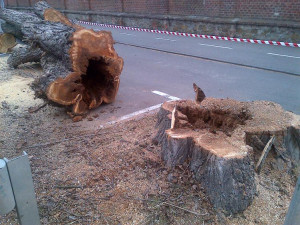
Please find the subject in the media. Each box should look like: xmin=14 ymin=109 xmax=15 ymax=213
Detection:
xmin=84 ymin=23 xmax=300 ymax=117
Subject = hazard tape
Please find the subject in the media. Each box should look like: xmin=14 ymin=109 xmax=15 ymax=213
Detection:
xmin=78 ymin=21 xmax=300 ymax=48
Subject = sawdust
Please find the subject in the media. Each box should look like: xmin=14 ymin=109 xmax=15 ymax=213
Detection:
xmin=0 ymin=55 xmax=298 ymax=224
xmin=0 ymin=76 xmax=43 ymax=112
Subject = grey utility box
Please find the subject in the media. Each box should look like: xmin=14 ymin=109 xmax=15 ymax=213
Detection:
xmin=0 ymin=152 xmax=40 ymax=225
xmin=0 ymin=159 xmax=16 ymax=215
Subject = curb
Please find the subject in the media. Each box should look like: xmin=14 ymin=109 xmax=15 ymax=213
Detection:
xmin=78 ymin=21 xmax=300 ymax=48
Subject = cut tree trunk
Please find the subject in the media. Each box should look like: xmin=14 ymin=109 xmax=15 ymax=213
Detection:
xmin=34 ymin=1 xmax=81 ymax=29
xmin=22 ymin=21 xmax=124 ymax=114
xmin=0 ymin=1 xmax=124 ymax=115
xmin=33 ymin=0 xmax=51 ymax=18
xmin=155 ymin=98 xmax=300 ymax=214
xmin=1 ymin=22 xmax=23 ymax=40
xmin=0 ymin=9 xmax=41 ymax=29
xmin=7 ymin=46 xmax=43 ymax=68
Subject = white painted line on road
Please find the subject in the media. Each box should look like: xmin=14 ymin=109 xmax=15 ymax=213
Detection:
xmin=106 ymin=104 xmax=163 ymax=126
xmin=267 ymin=53 xmax=300 ymax=59
xmin=198 ymin=43 xmax=232 ymax=49
xmin=156 ymin=37 xmax=176 ymax=42
xmin=102 ymin=91 xmax=180 ymax=127
xmin=120 ymin=32 xmax=136 ymax=36
xmin=152 ymin=90 xmax=181 ymax=101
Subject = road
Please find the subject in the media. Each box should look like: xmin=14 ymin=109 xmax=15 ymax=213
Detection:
xmin=83 ymin=24 xmax=300 ymax=117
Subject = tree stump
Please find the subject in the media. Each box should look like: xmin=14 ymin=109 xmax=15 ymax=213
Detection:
xmin=0 ymin=1 xmax=124 ymax=115
xmin=155 ymin=98 xmax=300 ymax=214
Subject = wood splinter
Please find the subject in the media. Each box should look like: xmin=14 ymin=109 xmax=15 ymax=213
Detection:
xmin=171 ymin=105 xmax=178 ymax=129
xmin=255 ymin=135 xmax=276 ymax=174
xmin=193 ymin=83 xmax=206 ymax=104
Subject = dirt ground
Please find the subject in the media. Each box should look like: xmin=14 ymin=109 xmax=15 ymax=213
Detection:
xmin=0 ymin=54 xmax=298 ymax=225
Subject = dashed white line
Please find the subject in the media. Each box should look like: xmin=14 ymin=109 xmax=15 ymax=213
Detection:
xmin=156 ymin=37 xmax=176 ymax=42
xmin=267 ymin=53 xmax=300 ymax=59
xmin=120 ymin=32 xmax=136 ymax=36
xmin=198 ymin=43 xmax=232 ymax=49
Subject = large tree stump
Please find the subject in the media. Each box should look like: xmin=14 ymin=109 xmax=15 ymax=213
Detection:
xmin=155 ymin=98 xmax=300 ymax=214
xmin=0 ymin=1 xmax=124 ymax=115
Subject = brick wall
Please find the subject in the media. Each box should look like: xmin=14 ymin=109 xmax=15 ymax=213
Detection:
xmin=6 ymin=0 xmax=300 ymax=21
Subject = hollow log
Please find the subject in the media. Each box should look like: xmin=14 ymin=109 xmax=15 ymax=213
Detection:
xmin=155 ymin=98 xmax=300 ymax=214
xmin=0 ymin=2 xmax=124 ymax=115
xmin=21 ymin=21 xmax=123 ymax=114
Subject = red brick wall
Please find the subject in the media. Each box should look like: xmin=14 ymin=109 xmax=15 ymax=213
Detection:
xmin=6 ymin=0 xmax=300 ymax=21
xmin=90 ymin=0 xmax=122 ymax=12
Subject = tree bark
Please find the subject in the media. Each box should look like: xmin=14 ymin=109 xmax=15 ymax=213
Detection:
xmin=7 ymin=46 xmax=43 ymax=68
xmin=0 ymin=8 xmax=41 ymax=30
xmin=33 ymin=0 xmax=51 ymax=18
xmin=1 ymin=22 xmax=23 ymax=40
xmin=22 ymin=21 xmax=74 ymax=66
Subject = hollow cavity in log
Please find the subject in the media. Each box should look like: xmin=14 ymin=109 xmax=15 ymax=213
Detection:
xmin=46 ymin=29 xmax=123 ymax=115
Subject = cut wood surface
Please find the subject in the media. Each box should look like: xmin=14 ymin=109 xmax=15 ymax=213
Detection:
xmin=0 ymin=1 xmax=124 ymax=115
xmin=155 ymin=98 xmax=300 ymax=214
xmin=0 ymin=33 xmax=16 ymax=53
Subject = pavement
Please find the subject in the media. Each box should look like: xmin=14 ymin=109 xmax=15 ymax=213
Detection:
xmin=83 ymin=24 xmax=300 ymax=117
xmin=84 ymin=24 xmax=300 ymax=76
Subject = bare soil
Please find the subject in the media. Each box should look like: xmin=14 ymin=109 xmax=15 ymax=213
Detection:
xmin=0 ymin=55 xmax=298 ymax=224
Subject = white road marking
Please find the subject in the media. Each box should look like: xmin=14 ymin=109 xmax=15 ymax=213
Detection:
xmin=198 ymin=43 xmax=232 ymax=49
xmin=152 ymin=90 xmax=181 ymax=101
xmin=267 ymin=52 xmax=300 ymax=59
xmin=103 ymin=91 xmax=180 ymax=126
xmin=107 ymin=104 xmax=163 ymax=126
xmin=120 ymin=32 xmax=136 ymax=36
xmin=156 ymin=37 xmax=176 ymax=42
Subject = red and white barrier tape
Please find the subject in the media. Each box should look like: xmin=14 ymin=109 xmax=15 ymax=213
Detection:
xmin=78 ymin=21 xmax=300 ymax=48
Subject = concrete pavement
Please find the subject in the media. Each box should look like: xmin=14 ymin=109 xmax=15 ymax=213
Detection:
xmin=85 ymin=24 xmax=300 ymax=76
xmin=80 ymin=24 xmax=300 ymax=122
xmin=115 ymin=43 xmax=300 ymax=114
